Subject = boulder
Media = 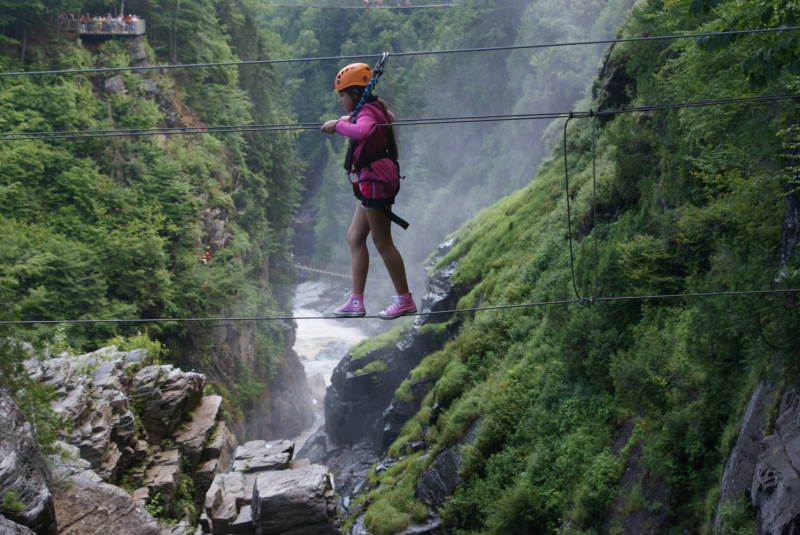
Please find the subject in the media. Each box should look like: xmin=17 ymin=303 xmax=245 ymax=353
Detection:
xmin=172 ymin=396 xmax=222 ymax=470
xmin=232 ymin=440 xmax=293 ymax=474
xmin=752 ymin=387 xmax=800 ymax=534
xmin=0 ymin=515 xmax=35 ymax=535
xmin=251 ymin=464 xmax=339 ymax=535
xmin=104 ymin=75 xmax=125 ymax=93
xmin=0 ymin=391 xmax=57 ymax=535
xmin=132 ymin=365 xmax=204 ymax=444
xmin=714 ymin=381 xmax=775 ymax=533
xmin=129 ymin=43 xmax=147 ymax=60
xmin=54 ymin=481 xmax=160 ymax=535
xmin=140 ymin=78 xmax=157 ymax=94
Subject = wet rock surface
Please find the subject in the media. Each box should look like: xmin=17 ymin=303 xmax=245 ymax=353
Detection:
xmin=416 ymin=420 xmax=480 ymax=509
xmin=324 ymin=326 xmax=447 ymax=451
xmin=0 ymin=391 xmax=57 ymax=535
xmin=713 ymin=381 xmax=776 ymax=533
xmin=752 ymin=387 xmax=800 ymax=534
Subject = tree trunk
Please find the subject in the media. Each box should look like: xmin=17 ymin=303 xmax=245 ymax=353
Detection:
xmin=777 ymin=139 xmax=800 ymax=280
xmin=172 ymin=0 xmax=181 ymax=65
xmin=120 ymin=0 xmax=125 ymax=17
xmin=21 ymin=27 xmax=26 ymax=64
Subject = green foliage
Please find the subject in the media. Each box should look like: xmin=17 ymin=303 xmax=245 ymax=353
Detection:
xmin=349 ymin=0 xmax=800 ymax=532
xmin=144 ymin=492 xmax=164 ymax=518
xmin=0 ymin=0 xmax=302 ymax=426
xmin=1 ymin=491 xmax=25 ymax=513
xmin=354 ymin=359 xmax=387 ymax=375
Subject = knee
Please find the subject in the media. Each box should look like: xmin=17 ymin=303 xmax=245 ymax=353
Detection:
xmin=348 ymin=230 xmax=366 ymax=250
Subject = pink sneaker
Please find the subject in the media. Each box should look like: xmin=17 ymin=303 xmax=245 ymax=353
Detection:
xmin=378 ymin=293 xmax=417 ymax=320
xmin=334 ymin=292 xmax=366 ymax=317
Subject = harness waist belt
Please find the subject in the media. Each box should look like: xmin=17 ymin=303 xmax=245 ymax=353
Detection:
xmin=351 ymin=183 xmax=409 ymax=229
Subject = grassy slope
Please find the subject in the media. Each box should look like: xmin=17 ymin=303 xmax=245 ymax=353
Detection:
xmin=350 ymin=1 xmax=800 ymax=534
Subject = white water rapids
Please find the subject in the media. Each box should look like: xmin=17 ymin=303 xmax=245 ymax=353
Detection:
xmin=289 ymin=280 xmax=370 ymax=451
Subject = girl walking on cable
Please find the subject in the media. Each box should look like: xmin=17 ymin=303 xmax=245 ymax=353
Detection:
xmin=321 ymin=62 xmax=417 ymax=320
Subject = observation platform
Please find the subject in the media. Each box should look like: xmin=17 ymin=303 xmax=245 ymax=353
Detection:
xmin=61 ymin=19 xmax=145 ymax=37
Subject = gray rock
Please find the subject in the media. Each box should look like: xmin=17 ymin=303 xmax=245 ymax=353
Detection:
xmin=133 ymin=365 xmax=204 ymax=445
xmin=0 ymin=391 xmax=57 ymax=535
xmin=251 ymin=464 xmax=339 ymax=535
xmin=752 ymin=387 xmax=800 ymax=534
xmin=129 ymin=44 xmax=147 ymax=60
xmin=0 ymin=515 xmax=35 ymax=535
xmin=53 ymin=480 xmax=160 ymax=535
xmin=416 ymin=419 xmax=480 ymax=508
xmin=417 ymin=258 xmax=461 ymax=326
xmin=104 ymin=74 xmax=125 ymax=93
xmin=141 ymin=78 xmax=157 ymax=94
xmin=233 ymin=440 xmax=294 ymax=475
xmin=172 ymin=396 xmax=222 ymax=470
xmin=144 ymin=449 xmax=181 ymax=516
xmin=396 ymin=517 xmax=442 ymax=535
xmin=205 ymin=473 xmax=245 ymax=535
xmin=26 ymin=348 xmax=147 ymax=484
xmin=202 ymin=421 xmax=236 ymax=472
xmin=714 ymin=381 xmax=775 ymax=534
xmin=382 ymin=398 xmax=415 ymax=451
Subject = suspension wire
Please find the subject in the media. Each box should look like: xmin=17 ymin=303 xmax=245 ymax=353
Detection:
xmin=2 ymin=26 xmax=798 ymax=78
xmin=591 ymin=113 xmax=599 ymax=301
xmin=0 ymin=289 xmax=797 ymax=325
xmin=3 ymin=93 xmax=799 ymax=142
xmin=265 ymin=3 xmax=460 ymax=8
xmin=563 ymin=114 xmax=581 ymax=301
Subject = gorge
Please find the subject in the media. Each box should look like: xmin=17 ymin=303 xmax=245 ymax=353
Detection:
xmin=3 ymin=0 xmax=800 ymax=534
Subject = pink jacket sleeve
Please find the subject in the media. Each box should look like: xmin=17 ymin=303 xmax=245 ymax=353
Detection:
xmin=334 ymin=111 xmax=378 ymax=140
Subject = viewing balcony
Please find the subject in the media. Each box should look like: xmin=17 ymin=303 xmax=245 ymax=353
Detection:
xmin=61 ymin=19 xmax=145 ymax=36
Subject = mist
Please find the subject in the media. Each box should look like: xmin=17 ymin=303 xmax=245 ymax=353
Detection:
xmin=273 ymin=0 xmax=637 ymax=311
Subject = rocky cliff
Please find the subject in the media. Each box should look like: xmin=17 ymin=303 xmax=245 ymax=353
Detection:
xmin=1 ymin=342 xmax=337 ymax=535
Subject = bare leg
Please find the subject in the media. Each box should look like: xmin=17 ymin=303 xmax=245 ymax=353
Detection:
xmin=348 ymin=205 xmax=371 ymax=295
xmin=365 ymin=209 xmax=410 ymax=295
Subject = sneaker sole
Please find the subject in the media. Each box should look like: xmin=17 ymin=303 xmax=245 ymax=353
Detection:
xmin=378 ymin=307 xmax=417 ymax=320
xmin=333 ymin=310 xmax=366 ymax=318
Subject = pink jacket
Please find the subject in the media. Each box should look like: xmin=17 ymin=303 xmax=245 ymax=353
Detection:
xmin=335 ymin=101 xmax=399 ymax=199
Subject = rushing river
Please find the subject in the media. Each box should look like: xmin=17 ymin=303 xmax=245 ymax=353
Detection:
xmin=289 ymin=280 xmax=370 ymax=450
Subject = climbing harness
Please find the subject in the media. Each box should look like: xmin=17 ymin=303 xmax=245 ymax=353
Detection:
xmin=341 ymin=52 xmax=410 ymax=229
xmin=563 ymin=111 xmax=599 ymax=304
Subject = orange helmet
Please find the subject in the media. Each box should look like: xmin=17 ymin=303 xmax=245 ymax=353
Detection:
xmin=334 ymin=63 xmax=372 ymax=91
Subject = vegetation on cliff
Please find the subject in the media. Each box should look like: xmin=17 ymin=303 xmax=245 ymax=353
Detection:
xmin=346 ymin=0 xmax=800 ymax=533
xmin=0 ymin=1 xmax=301 ymax=438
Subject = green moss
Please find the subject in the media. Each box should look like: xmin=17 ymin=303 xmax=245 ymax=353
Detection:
xmin=349 ymin=320 xmax=413 ymax=361
xmin=417 ymin=322 xmax=448 ymax=337
xmin=394 ymin=381 xmax=413 ymax=403
xmin=354 ymin=359 xmax=387 ymax=375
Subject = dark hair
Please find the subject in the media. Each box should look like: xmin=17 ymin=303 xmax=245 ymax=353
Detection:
xmin=344 ymin=86 xmax=398 ymax=162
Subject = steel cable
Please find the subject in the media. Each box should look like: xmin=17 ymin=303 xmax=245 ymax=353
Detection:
xmin=1 ymin=26 xmax=799 ymax=78
xmin=2 ymin=93 xmax=799 ymax=142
